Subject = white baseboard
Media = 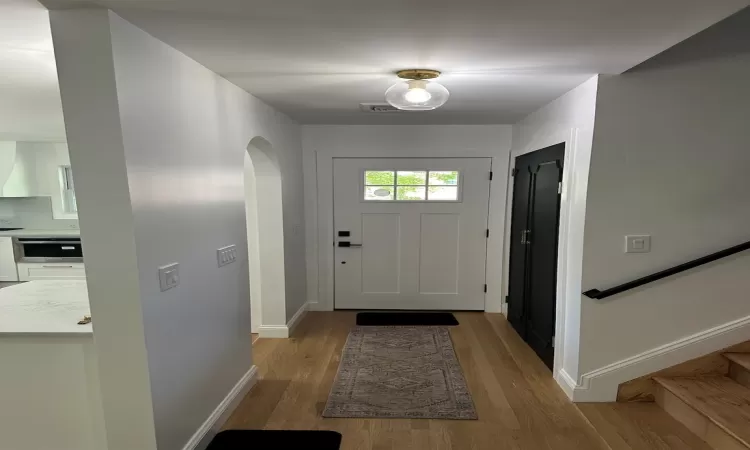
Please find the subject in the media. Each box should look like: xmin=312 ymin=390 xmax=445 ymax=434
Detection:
xmin=182 ymin=365 xmax=259 ymax=450
xmin=307 ymin=302 xmax=329 ymax=312
xmin=257 ymin=325 xmax=289 ymax=338
xmin=561 ymin=314 xmax=750 ymax=402
xmin=555 ymin=369 xmax=577 ymax=400
xmin=286 ymin=302 xmax=308 ymax=336
xmin=257 ymin=303 xmax=308 ymax=339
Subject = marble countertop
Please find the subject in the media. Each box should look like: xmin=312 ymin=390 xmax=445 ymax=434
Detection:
xmin=0 ymin=280 xmax=92 ymax=336
xmin=0 ymin=229 xmax=80 ymax=238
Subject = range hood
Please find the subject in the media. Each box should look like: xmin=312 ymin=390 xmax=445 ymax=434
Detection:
xmin=0 ymin=141 xmax=38 ymax=197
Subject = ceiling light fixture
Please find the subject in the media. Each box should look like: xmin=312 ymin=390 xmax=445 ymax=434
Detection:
xmin=385 ymin=69 xmax=449 ymax=111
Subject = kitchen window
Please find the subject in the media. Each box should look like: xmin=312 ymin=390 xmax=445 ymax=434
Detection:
xmin=59 ymin=165 xmax=77 ymax=214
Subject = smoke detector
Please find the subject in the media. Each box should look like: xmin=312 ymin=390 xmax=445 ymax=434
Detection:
xmin=359 ymin=103 xmax=402 ymax=113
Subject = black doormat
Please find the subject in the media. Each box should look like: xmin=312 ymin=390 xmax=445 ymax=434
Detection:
xmin=207 ymin=430 xmax=342 ymax=450
xmin=356 ymin=312 xmax=459 ymax=326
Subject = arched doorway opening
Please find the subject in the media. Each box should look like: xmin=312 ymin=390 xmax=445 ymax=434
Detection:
xmin=245 ymin=136 xmax=286 ymax=334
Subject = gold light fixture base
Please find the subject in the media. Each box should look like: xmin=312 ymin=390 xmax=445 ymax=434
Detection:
xmin=396 ymin=69 xmax=441 ymax=80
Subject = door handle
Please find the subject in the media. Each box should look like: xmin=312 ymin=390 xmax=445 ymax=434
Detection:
xmin=521 ymin=230 xmax=527 ymax=244
xmin=338 ymin=242 xmax=363 ymax=248
xmin=525 ymin=230 xmax=531 ymax=245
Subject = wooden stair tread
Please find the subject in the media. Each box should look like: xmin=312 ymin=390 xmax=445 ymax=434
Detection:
xmin=654 ymin=376 xmax=750 ymax=447
xmin=726 ymin=353 xmax=750 ymax=371
xmin=578 ymin=402 xmax=715 ymax=450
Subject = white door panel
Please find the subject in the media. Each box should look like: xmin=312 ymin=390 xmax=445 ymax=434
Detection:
xmin=361 ymin=213 xmax=401 ymax=293
xmin=419 ymin=213 xmax=460 ymax=294
xmin=334 ymin=158 xmax=491 ymax=310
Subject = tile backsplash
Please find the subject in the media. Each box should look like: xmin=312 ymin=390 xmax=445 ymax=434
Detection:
xmin=0 ymin=197 xmax=79 ymax=230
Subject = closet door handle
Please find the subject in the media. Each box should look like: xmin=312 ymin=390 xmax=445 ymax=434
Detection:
xmin=521 ymin=230 xmax=527 ymax=244
xmin=525 ymin=230 xmax=531 ymax=245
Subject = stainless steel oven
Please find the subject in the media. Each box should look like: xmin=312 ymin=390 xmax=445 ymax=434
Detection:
xmin=16 ymin=237 xmax=83 ymax=262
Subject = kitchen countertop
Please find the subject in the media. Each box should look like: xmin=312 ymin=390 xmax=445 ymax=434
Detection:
xmin=0 ymin=229 xmax=80 ymax=238
xmin=0 ymin=280 xmax=92 ymax=336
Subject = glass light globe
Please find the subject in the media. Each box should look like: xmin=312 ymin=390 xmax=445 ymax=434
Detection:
xmin=404 ymin=83 xmax=432 ymax=103
xmin=385 ymin=79 xmax=450 ymax=111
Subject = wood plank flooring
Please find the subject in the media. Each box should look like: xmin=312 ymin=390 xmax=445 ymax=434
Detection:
xmin=224 ymin=312 xmax=707 ymax=450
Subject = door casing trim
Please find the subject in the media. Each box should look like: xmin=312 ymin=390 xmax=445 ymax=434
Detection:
xmin=506 ymin=144 xmax=565 ymax=370
xmin=503 ymin=135 xmax=579 ymax=394
xmin=309 ymin=149 xmax=511 ymax=314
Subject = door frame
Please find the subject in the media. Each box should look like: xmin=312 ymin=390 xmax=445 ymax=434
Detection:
xmin=332 ymin=157 xmax=492 ymax=311
xmin=305 ymin=129 xmax=513 ymax=313
xmin=501 ymin=131 xmax=587 ymax=383
xmin=506 ymin=143 xmax=565 ymax=369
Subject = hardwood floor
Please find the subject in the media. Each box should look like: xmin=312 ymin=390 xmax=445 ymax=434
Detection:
xmin=224 ymin=312 xmax=707 ymax=450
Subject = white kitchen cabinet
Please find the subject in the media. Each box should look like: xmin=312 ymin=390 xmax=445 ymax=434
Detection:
xmin=0 ymin=237 xmax=18 ymax=282
xmin=16 ymin=262 xmax=85 ymax=281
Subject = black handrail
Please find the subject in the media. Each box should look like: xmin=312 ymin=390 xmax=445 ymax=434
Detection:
xmin=583 ymin=240 xmax=750 ymax=300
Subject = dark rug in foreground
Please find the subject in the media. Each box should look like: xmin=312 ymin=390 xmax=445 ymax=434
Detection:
xmin=323 ymin=326 xmax=477 ymax=420
xmin=356 ymin=312 xmax=459 ymax=326
xmin=207 ymin=430 xmax=342 ymax=450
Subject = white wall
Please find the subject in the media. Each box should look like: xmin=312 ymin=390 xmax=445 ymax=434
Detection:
xmin=246 ymin=137 xmax=296 ymax=329
xmin=510 ymin=76 xmax=599 ymax=385
xmin=0 ymin=99 xmax=65 ymax=142
xmin=51 ymin=10 xmax=156 ymax=449
xmin=244 ymin=154 xmax=263 ymax=332
xmin=578 ymin=9 xmax=750 ymax=375
xmin=254 ymin=126 xmax=306 ymax=326
xmin=0 ymin=2 xmax=65 ymax=142
xmin=51 ymin=9 xmax=304 ymax=450
xmin=301 ymin=125 xmax=512 ymax=312
xmin=26 ymin=142 xmax=76 ymax=220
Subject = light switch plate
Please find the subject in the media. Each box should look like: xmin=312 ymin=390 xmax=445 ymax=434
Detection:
xmin=158 ymin=263 xmax=180 ymax=291
xmin=217 ymin=245 xmax=237 ymax=267
xmin=625 ymin=235 xmax=651 ymax=253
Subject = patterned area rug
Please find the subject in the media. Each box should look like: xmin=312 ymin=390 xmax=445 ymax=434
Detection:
xmin=322 ymin=326 xmax=477 ymax=419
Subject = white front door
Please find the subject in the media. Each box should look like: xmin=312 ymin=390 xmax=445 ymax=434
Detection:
xmin=333 ymin=157 xmax=491 ymax=310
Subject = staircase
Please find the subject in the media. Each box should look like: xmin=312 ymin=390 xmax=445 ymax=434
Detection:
xmin=653 ymin=353 xmax=750 ymax=449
